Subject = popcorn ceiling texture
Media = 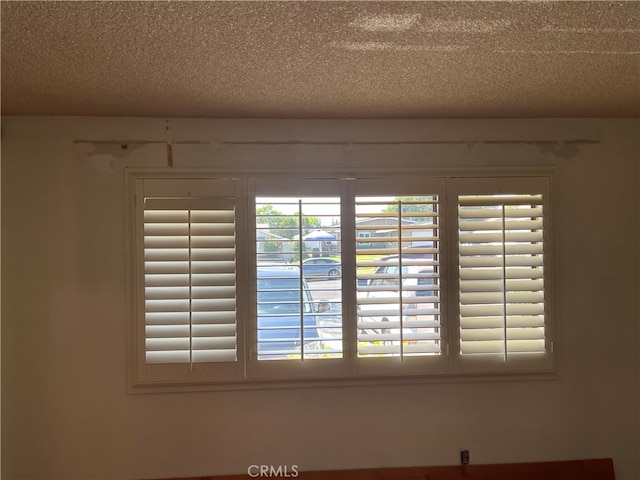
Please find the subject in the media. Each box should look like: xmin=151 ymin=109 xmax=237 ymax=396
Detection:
xmin=1 ymin=1 xmax=638 ymax=118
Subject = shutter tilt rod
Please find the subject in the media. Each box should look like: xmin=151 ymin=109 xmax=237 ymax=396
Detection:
xmin=501 ymin=204 xmax=508 ymax=362
xmin=188 ymin=209 xmax=193 ymax=370
xmin=397 ymin=200 xmax=404 ymax=360
xmin=298 ymin=199 xmax=304 ymax=361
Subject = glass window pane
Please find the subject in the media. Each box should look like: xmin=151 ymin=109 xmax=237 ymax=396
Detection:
xmin=256 ymin=197 xmax=342 ymax=360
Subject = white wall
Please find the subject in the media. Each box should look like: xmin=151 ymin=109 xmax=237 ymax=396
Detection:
xmin=1 ymin=117 xmax=638 ymax=480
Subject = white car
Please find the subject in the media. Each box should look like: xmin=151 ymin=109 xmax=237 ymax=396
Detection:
xmin=356 ymin=255 xmax=441 ymax=356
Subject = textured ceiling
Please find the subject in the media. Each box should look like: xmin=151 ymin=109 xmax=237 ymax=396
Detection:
xmin=1 ymin=1 xmax=639 ymax=118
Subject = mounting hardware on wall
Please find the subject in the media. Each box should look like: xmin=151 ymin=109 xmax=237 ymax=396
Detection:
xmin=165 ymin=119 xmax=174 ymax=167
xmin=460 ymin=449 xmax=470 ymax=466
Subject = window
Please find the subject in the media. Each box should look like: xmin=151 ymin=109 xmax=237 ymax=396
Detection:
xmin=255 ymin=192 xmax=342 ymax=365
xmin=130 ymin=174 xmax=553 ymax=389
xmin=357 ymin=231 xmax=372 ymax=246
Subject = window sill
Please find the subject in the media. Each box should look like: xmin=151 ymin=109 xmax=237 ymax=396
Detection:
xmin=129 ymin=368 xmax=559 ymax=394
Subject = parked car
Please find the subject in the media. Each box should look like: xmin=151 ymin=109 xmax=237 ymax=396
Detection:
xmin=257 ymin=267 xmax=328 ymax=359
xmin=301 ymin=257 xmax=341 ymax=279
xmin=356 ymin=255 xmax=439 ymax=353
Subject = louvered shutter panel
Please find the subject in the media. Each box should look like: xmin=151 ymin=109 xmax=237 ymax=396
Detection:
xmin=456 ymin=178 xmax=553 ymax=372
xmin=355 ymin=195 xmax=441 ymax=359
xmin=250 ymin=180 xmax=347 ymax=380
xmin=143 ymin=198 xmax=237 ymax=366
xmin=136 ymin=188 xmax=241 ymax=394
xmin=255 ymin=196 xmax=342 ymax=361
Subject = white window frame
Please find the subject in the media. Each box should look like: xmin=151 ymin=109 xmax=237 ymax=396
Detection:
xmin=127 ymin=170 xmax=555 ymax=392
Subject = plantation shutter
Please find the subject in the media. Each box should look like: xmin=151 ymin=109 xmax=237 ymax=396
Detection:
xmin=249 ymin=179 xmax=346 ymax=380
xmin=135 ymin=178 xmax=243 ymax=385
xmin=353 ymin=178 xmax=446 ymax=375
xmin=255 ymin=196 xmax=342 ymax=360
xmin=455 ymin=177 xmax=553 ymax=372
xmin=144 ymin=198 xmax=237 ymax=364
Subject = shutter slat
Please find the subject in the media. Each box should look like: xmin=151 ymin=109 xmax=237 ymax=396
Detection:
xmin=191 ymin=261 xmax=236 ymax=274
xmin=145 ymin=312 xmax=190 ymax=325
xmin=460 ymin=231 xmax=543 ymax=243
xmin=146 ymin=351 xmax=190 ymax=364
xmin=146 ymin=338 xmax=190 ymax=350
xmin=144 ymin=236 xmax=190 ymax=248
xmin=460 ymin=268 xmax=544 ymax=280
xmin=145 ymin=248 xmax=189 ymax=261
xmin=358 ymin=318 xmax=440 ymax=330
xmin=192 ymin=298 xmax=236 ymax=312
xmin=358 ymin=343 xmax=441 ymax=355
xmin=145 ymin=299 xmax=190 ymax=312
xmin=460 ymin=244 xmax=543 ymax=256
xmin=357 ymin=258 xmax=439 ymax=268
xmin=460 ymin=315 xmax=545 ymax=329
xmin=459 ymin=206 xmax=543 ymax=218
xmin=144 ymin=210 xmax=187 ymax=222
xmin=191 ymin=236 xmax=235 ymax=248
xmin=460 ymin=327 xmax=545 ymax=342
xmin=192 ymin=324 xmax=236 ymax=336
xmin=459 ymin=256 xmax=543 ymax=268
xmin=458 ymin=195 xmax=542 ymax=206
xmin=144 ymin=261 xmax=190 ymax=274
xmin=459 ymin=219 xmax=543 ymax=231
xmin=460 ymin=303 xmax=544 ymax=317
xmin=358 ymin=284 xmax=438 ymax=294
xmin=460 ymin=291 xmax=545 ymax=304
xmin=144 ymin=223 xmax=188 ymax=235
xmin=192 ymin=273 xmax=236 ymax=286
xmin=460 ymin=279 xmax=544 ymax=292
xmin=145 ymin=286 xmax=190 ymax=300
xmin=192 ymin=350 xmax=236 ymax=363
xmin=192 ymin=337 xmax=236 ymax=350
xmin=192 ymin=311 xmax=236 ymax=324
xmin=191 ymin=286 xmax=236 ymax=299
xmin=358 ymin=233 xmax=439 ymax=243
xmin=146 ymin=325 xmax=190 ymax=338
xmin=144 ymin=274 xmax=190 ymax=287
xmin=461 ymin=340 xmax=546 ymax=355
xmin=190 ymin=248 xmax=236 ymax=261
